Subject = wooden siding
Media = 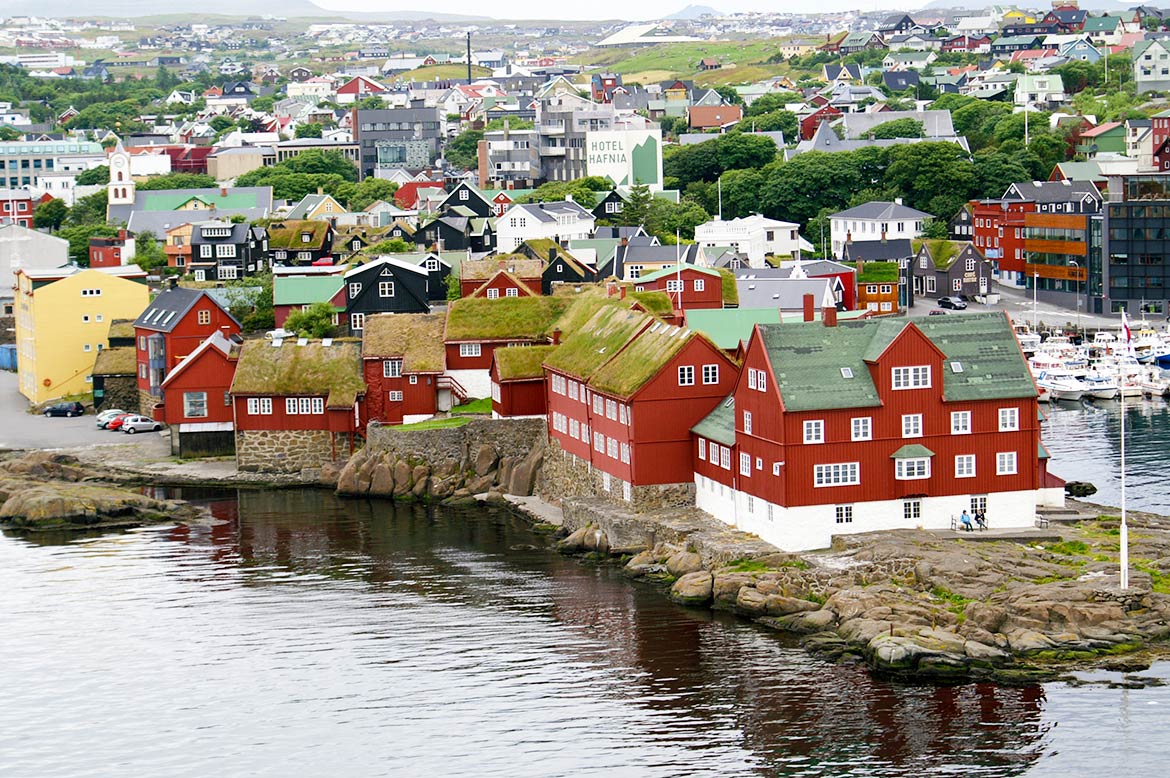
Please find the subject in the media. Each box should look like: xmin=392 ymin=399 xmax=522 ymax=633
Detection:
xmin=136 ymin=300 xmax=240 ymax=393
xmin=161 ymin=347 xmax=235 ymax=426
xmin=363 ymin=358 xmax=438 ymax=424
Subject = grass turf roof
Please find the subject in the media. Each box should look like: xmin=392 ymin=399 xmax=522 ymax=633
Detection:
xmin=629 ymin=290 xmax=673 ymax=316
xmin=361 ymin=313 xmax=446 ymax=372
xmin=590 ymin=322 xmax=697 ymax=399
xmin=461 ymin=256 xmax=543 ymax=280
xmin=495 ymin=345 xmax=556 ymax=381
xmin=718 ymin=268 xmax=739 ymax=306
xmin=543 ymin=305 xmax=650 ymax=381
xmin=845 ymin=260 xmax=900 ymax=283
xmin=445 ymin=296 xmax=575 ymax=341
xmin=913 ymin=239 xmax=963 ymax=270
xmin=107 ymin=319 xmax=136 ymax=341
xmin=91 ymin=345 xmax=136 ymax=376
xmin=267 ymin=220 xmax=331 ymax=250
xmin=231 ymin=338 xmax=365 ymax=407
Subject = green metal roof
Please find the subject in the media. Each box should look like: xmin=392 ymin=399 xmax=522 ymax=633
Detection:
xmin=140 ymin=190 xmax=263 ymax=211
xmin=1038 ymin=442 xmax=1050 ymax=460
xmin=684 ymin=307 xmax=782 ymax=350
xmin=891 ymin=444 xmax=935 ymax=459
xmin=758 ymin=312 xmax=1037 ymax=413
xmin=636 ymin=264 xmax=722 ymax=283
xmin=692 ymin=395 xmax=736 ymax=446
xmin=273 ymin=275 xmax=343 ymax=306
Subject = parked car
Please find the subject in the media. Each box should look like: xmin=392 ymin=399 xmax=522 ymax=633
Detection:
xmin=95 ymin=408 xmax=127 ymax=428
xmin=928 ymin=309 xmax=949 ymax=316
xmin=938 ymin=296 xmax=968 ymax=310
xmin=120 ymin=415 xmax=162 ymax=434
xmin=106 ymin=413 xmax=135 ymax=431
xmin=44 ymin=401 xmax=85 ymax=417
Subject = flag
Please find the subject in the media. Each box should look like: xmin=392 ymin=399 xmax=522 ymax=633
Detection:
xmin=1122 ymin=310 xmax=1133 ymax=344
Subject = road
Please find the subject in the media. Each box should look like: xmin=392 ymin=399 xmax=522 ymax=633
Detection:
xmin=0 ymin=370 xmax=166 ymax=454
xmin=906 ymin=285 xmax=1132 ymax=334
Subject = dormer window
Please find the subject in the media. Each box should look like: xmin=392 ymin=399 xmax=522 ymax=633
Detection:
xmin=301 ymin=232 xmax=312 ymax=243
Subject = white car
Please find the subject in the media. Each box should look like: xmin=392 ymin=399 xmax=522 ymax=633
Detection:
xmin=120 ymin=415 xmax=163 ymax=434
xmin=95 ymin=408 xmax=127 ymax=428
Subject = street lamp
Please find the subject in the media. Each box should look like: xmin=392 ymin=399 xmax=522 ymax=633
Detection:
xmin=1068 ymin=259 xmax=1082 ymax=341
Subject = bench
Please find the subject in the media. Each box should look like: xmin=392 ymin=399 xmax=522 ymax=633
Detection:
xmin=950 ymin=514 xmax=987 ymax=532
xmin=1035 ymin=516 xmax=1050 ymax=529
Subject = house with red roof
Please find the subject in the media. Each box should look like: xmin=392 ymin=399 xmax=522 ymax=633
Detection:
xmin=160 ymin=330 xmax=240 ymax=457
xmin=336 ymin=75 xmax=388 ymax=104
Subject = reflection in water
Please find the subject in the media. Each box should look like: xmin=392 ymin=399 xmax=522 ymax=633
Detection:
xmin=1 ymin=489 xmax=1165 ymax=777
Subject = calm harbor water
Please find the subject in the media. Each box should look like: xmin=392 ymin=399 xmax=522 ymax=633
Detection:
xmin=2 ymin=484 xmax=1168 ymax=777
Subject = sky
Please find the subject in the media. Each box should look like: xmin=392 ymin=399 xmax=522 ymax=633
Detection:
xmin=309 ymin=1 xmax=913 ymax=22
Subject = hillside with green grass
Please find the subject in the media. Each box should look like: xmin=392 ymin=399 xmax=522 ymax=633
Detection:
xmin=574 ymin=40 xmax=804 ymax=88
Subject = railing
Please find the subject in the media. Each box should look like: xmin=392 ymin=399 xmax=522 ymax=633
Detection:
xmin=437 ymin=374 xmax=469 ymax=405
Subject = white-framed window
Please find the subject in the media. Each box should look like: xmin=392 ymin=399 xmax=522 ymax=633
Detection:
xmin=739 ymin=452 xmax=752 ymax=477
xmin=459 ymin=343 xmax=481 ymax=358
xmin=569 ymin=418 xmax=579 ymax=438
xmin=743 ymin=410 xmax=752 ymax=434
xmin=835 ymin=505 xmax=853 ymax=524
xmin=383 ymin=359 xmax=403 ymax=378
xmin=702 ymin=364 xmax=719 ymax=384
xmin=311 ymin=397 xmax=324 ymax=414
xmin=803 ymin=419 xmax=824 ymax=444
xmin=772 ymin=462 xmax=781 ymax=476
xmin=568 ymin=380 xmax=579 ymax=400
xmin=216 ymin=243 xmax=236 ymax=258
xmin=851 ymin=417 xmax=871 ymax=441
xmin=607 ymin=438 xmax=619 ymax=459
xmin=720 ymin=446 xmax=730 ymax=469
xmin=747 ymin=368 xmax=757 ymax=389
xmin=200 ymin=244 xmax=212 ymax=258
xmin=880 ymin=284 xmax=892 ymax=294
xmin=505 ymin=287 xmax=519 ymax=297
xmin=892 ymin=365 xmax=931 ymax=389
xmin=389 ymin=390 xmax=404 ymax=402
xmin=551 ymin=374 xmax=565 ymax=395
xmin=620 ymin=443 xmax=630 ymax=464
xmin=183 ymin=391 xmax=208 ymax=418
xmin=666 ymin=279 xmax=683 ymax=292
xmin=902 ymin=413 xmax=922 ymax=438
xmin=952 ymin=278 xmax=963 ymax=292
xmin=218 ymin=265 xmax=239 ymax=280
xmin=951 ymin=410 xmax=971 ymax=434
xmin=348 ymin=282 xmax=362 ymax=299
xmin=997 ymin=451 xmax=1017 ymax=475
xmin=197 ymin=309 xmax=211 ymax=325
xmin=606 ymin=399 xmax=618 ymax=420
xmin=247 ymin=397 xmax=272 ymax=415
xmin=593 ymin=394 xmax=603 ymax=415
xmin=955 ymin=454 xmax=976 ymax=478
xmin=895 ymin=457 xmax=931 ymax=480
xmin=694 ymin=279 xmax=705 ymax=292
xmin=487 ymin=288 xmax=500 ymax=299
xmin=698 ymin=438 xmax=706 ymax=460
xmin=593 ymin=431 xmax=604 ymax=453
xmin=678 ymin=365 xmax=695 ymax=386
xmin=814 ymin=462 xmax=860 ymax=487
xmin=83 ymin=343 xmax=91 ymax=352
xmin=999 ymin=407 xmax=1019 ymax=431
xmin=459 ymin=189 xmax=469 ymax=200
xmin=757 ymin=370 xmax=766 ymax=391
xmin=350 ymin=313 xmax=365 ymax=331
xmin=903 ymin=499 xmax=921 ymax=521
xmin=378 ymin=281 xmax=395 ymax=297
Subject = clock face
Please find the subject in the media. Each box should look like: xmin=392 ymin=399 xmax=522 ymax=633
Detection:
xmin=112 ymin=156 xmax=126 ymax=168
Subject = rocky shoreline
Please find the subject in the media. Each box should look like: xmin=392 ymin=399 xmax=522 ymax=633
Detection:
xmin=546 ymin=497 xmax=1170 ymax=684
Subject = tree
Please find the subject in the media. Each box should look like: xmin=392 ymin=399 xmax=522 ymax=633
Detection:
xmin=713 ymin=85 xmax=743 ymax=106
xmin=284 ymin=301 xmax=337 ymax=338
xmin=719 ymin=168 xmax=765 ymax=219
xmin=445 ymin=128 xmax=484 ymax=170
xmin=759 ymin=152 xmax=864 ymax=225
xmin=76 ymin=165 xmax=110 ymax=185
xmin=742 ymin=110 xmax=798 ymax=139
xmin=251 ymin=96 xmax=275 ymax=113
xmin=209 ymin=115 xmax=235 ymax=133
xmin=67 ymin=191 xmax=109 ymax=226
xmin=519 ymin=176 xmax=612 ymax=205
xmin=137 ymin=172 xmax=217 ymax=191
xmin=133 ymin=231 xmax=167 ymax=272
xmin=295 ymin=122 xmax=323 ymax=138
xmin=275 ymin=149 xmax=358 ymax=181
xmin=883 ymin=142 xmax=976 ymax=217
xmin=366 ymin=238 xmax=413 ymax=254
xmin=868 ymin=118 xmax=924 ymax=139
xmin=445 ymin=272 xmax=461 ymax=301
xmin=0 ymin=125 xmax=20 ymax=141
xmin=617 ymin=184 xmax=653 ymax=227
xmin=355 ymin=96 xmax=385 ymax=110
xmin=645 ymin=197 xmax=710 ymax=241
xmin=155 ymin=65 xmax=178 ymax=91
xmin=337 ymin=178 xmax=399 ymax=211
xmin=744 ymin=92 xmax=788 ymax=116
xmin=973 ymin=148 xmax=1033 ymax=199
xmin=58 ymin=223 xmax=119 ymax=265
xmin=34 ymin=198 xmax=68 ymax=231
xmin=222 ymin=273 xmax=274 ymax=332
xmin=235 ymin=170 xmax=350 ymax=201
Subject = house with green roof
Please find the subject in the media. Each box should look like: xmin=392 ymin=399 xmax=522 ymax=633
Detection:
xmin=362 ymin=312 xmax=450 ymax=424
xmin=273 ymin=274 xmax=345 ymax=328
xmin=911 ymin=240 xmax=994 ymax=300
xmin=543 ymin=305 xmax=739 ymax=507
xmin=692 ymin=312 xmax=1061 ymax=551
xmin=230 ymin=338 xmax=365 ymax=473
xmin=267 ymin=220 xmax=336 ymax=266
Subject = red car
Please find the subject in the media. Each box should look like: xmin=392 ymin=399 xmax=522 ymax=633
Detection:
xmin=105 ymin=413 xmax=134 ymax=431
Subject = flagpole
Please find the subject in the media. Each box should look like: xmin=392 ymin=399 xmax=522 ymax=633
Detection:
xmin=1120 ymin=310 xmax=1131 ymax=590
xmin=676 ymin=229 xmax=683 ymax=311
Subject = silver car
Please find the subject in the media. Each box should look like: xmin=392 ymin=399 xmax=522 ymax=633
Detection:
xmin=120 ymin=415 xmax=163 ymax=434
xmin=95 ymin=408 xmax=127 ymax=428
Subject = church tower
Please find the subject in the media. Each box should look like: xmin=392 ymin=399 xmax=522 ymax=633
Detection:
xmin=106 ymin=139 xmax=135 ymax=208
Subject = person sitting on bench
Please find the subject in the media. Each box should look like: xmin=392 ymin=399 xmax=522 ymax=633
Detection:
xmin=974 ymin=510 xmax=987 ymax=530
xmin=959 ymin=510 xmax=975 ymax=531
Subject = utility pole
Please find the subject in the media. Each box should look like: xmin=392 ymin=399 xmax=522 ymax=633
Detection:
xmin=466 ymin=32 xmax=472 ymax=85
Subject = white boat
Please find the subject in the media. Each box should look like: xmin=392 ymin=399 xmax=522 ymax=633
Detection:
xmin=1013 ymin=323 xmax=1041 ymax=355
xmin=1033 ymin=369 xmax=1088 ymax=402
xmin=1140 ymin=371 xmax=1170 ymax=398
xmin=1080 ymin=372 xmax=1120 ymax=400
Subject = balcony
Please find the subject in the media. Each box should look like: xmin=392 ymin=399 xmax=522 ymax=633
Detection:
xmin=540 ymin=123 xmax=565 ymax=135
xmin=541 ymin=146 xmax=566 ymax=156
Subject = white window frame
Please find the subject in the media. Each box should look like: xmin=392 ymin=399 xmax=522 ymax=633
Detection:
xmin=951 ymin=410 xmax=971 ymax=435
xmin=739 ymin=452 xmax=752 ymax=477
xmin=803 ymin=419 xmax=824 ymax=444
xmin=892 ymin=365 xmax=931 ymax=390
xmin=698 ymin=438 xmax=706 ymax=460
xmin=389 ymin=390 xmax=404 ymax=402
xmin=383 ymin=359 xmax=403 ymax=378
xmin=895 ymin=457 xmax=931 ymax=480
xmin=378 ymin=280 xmax=395 ymax=297
xmin=348 ymin=282 xmax=362 ymax=299
xmin=743 ymin=410 xmax=752 ymax=435
xmin=702 ymin=364 xmax=719 ymax=385
xmin=350 ymin=313 xmax=365 ymax=331
xmin=835 ymin=505 xmax=853 ymax=524
xmin=678 ymin=365 xmax=695 ymax=386
xmin=851 ymin=416 xmax=871 ymax=441
xmin=183 ymin=391 xmax=208 ymax=418
xmin=997 ymin=451 xmax=1017 ymax=475
xmin=955 ymin=454 xmax=976 ymax=478
xmin=903 ymin=499 xmax=921 ymax=521
xmin=814 ymin=462 xmax=860 ymax=487
xmin=999 ymin=407 xmax=1019 ymax=432
xmin=458 ymin=342 xmax=481 ymax=358
xmin=902 ymin=413 xmax=923 ymax=438
xmin=694 ymin=279 xmax=705 ymax=292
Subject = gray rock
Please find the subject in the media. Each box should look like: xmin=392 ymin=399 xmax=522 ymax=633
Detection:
xmin=713 ymin=572 xmax=754 ymax=609
xmin=735 ymin=586 xmax=769 ymax=616
xmin=773 ymin=609 xmax=837 ymax=634
xmin=368 ymin=462 xmax=394 ymax=496
xmin=474 ymin=444 xmax=498 ymax=477
xmin=581 ymin=525 xmax=610 ymax=554
xmin=1005 ymin=629 xmax=1057 ymax=653
xmin=914 ymin=628 xmax=968 ymax=655
xmin=666 ymin=551 xmax=703 ymax=578
xmin=558 ymin=526 xmax=590 ymax=553
xmin=670 ymin=571 xmax=714 ymax=605
xmin=496 ymin=457 xmax=514 ymax=489
xmin=765 ymin=596 xmax=822 ymax=617
xmin=869 ymin=635 xmax=935 ymax=670
xmin=624 ymin=549 xmax=662 ymax=577
xmin=507 ymin=444 xmax=544 ymax=496
xmin=392 ymin=460 xmax=412 ymax=495
xmin=411 ymin=476 xmax=430 ymax=498
xmin=964 ymin=640 xmax=1008 ymax=661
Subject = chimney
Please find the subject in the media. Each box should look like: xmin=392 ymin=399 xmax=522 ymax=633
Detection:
xmin=620 ymin=286 xmax=627 ymax=300
xmin=881 ymin=229 xmax=887 ymax=243
xmin=551 ymin=328 xmax=562 ymax=345
xmin=894 ymin=197 xmax=903 ymax=206
xmin=803 ymin=293 xmax=815 ymax=322
xmin=823 ymin=306 xmax=838 ymax=327
xmin=549 ymin=246 xmax=557 ymax=261
xmin=167 ymin=276 xmax=178 ymax=290
xmin=846 ymin=230 xmax=852 ymax=244
xmin=607 ymin=281 xmax=618 ymax=297
xmin=620 ymin=237 xmax=629 ymax=247
xmin=317 ymin=186 xmax=323 ymax=195
xmin=856 ymin=259 xmax=865 ymax=278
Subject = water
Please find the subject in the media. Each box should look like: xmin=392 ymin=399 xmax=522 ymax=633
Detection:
xmin=2 ymin=489 xmax=1168 ymax=777
xmin=1043 ymin=397 xmax=1170 ymax=513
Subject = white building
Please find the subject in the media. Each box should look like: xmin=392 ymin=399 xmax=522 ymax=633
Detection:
xmin=694 ymin=215 xmax=812 ymax=267
xmin=286 ymin=78 xmax=336 ymax=101
xmin=829 ymin=200 xmax=930 ymax=258
xmin=0 ymin=223 xmax=69 ymax=308
xmin=496 ymin=199 xmax=596 ymax=252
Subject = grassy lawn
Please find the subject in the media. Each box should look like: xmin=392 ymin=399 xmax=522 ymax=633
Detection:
xmin=452 ymin=398 xmax=492 ymax=415
xmin=572 ymin=40 xmax=801 ymax=87
xmin=390 ymin=416 xmax=471 ymax=431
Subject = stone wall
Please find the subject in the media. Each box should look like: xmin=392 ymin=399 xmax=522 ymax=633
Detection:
xmin=0 ymin=315 xmax=14 ymax=345
xmin=333 ymin=418 xmax=547 ymax=501
xmin=539 ymin=437 xmax=696 ymax=513
xmin=137 ymin=389 xmax=158 ymax=417
xmin=99 ymin=375 xmax=138 ymax=414
xmin=237 ymin=429 xmax=342 ymax=474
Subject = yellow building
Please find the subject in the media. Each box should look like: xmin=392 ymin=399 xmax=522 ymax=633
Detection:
xmin=15 ymin=266 xmax=150 ymax=405
xmin=1002 ymin=10 xmax=1037 ymax=24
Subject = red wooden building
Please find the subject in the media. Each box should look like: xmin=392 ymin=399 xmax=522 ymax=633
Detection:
xmin=0 ymin=188 xmax=35 ymax=228
xmin=459 ymin=257 xmax=543 ymax=298
xmin=971 ymin=198 xmax=1033 ymax=282
xmin=693 ymin=312 xmax=1059 ymax=551
xmin=229 ymin=339 xmax=366 ymax=473
xmin=159 ymin=330 xmax=239 ymax=457
xmin=362 ymin=313 xmax=448 ymax=425
xmin=133 ymin=285 xmax=241 ymax=414
xmin=800 ymin=106 xmax=843 ymax=140
xmin=544 ymin=305 xmax=738 ymax=503
xmin=632 ymin=265 xmax=724 ymax=311
xmin=89 ymin=229 xmax=133 ymax=268
xmin=490 ymin=344 xmax=555 ymax=418
xmin=443 ymin=296 xmax=565 ymax=375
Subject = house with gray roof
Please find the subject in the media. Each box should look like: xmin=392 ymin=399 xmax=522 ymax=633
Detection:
xmin=830 ymin=202 xmax=931 ymax=257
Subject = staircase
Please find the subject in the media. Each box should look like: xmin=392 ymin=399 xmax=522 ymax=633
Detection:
xmin=437 ymin=374 xmax=470 ymax=405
